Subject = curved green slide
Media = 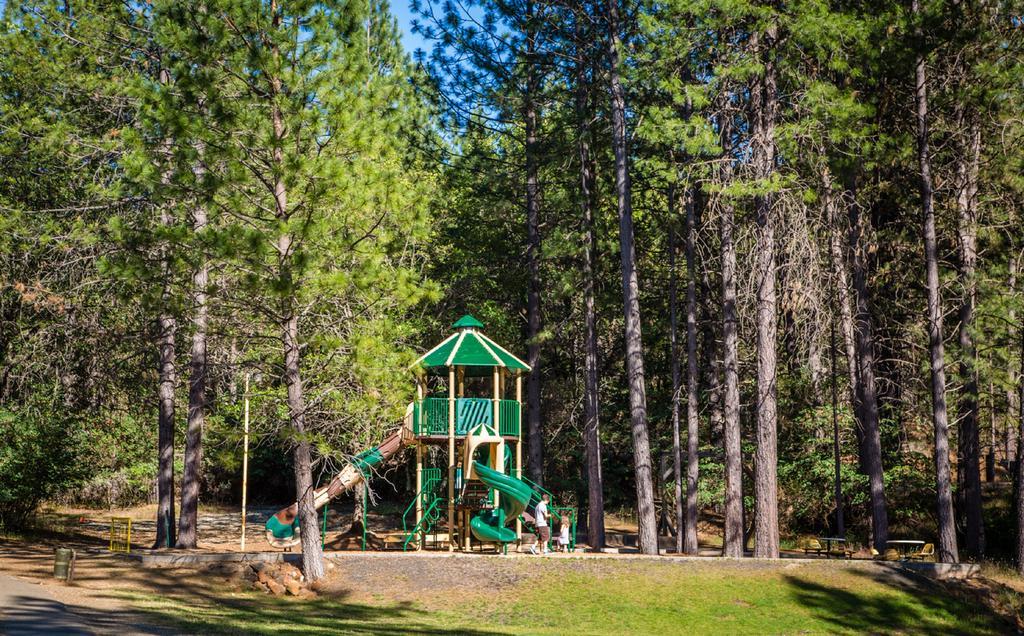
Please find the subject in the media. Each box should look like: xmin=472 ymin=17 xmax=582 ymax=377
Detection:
xmin=469 ymin=460 xmax=535 ymax=544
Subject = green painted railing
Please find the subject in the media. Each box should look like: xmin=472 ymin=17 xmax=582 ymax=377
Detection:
xmin=413 ymin=398 xmax=520 ymax=437
xmin=401 ymin=468 xmax=443 ymax=551
xmin=456 ymin=398 xmax=491 ymax=433
xmin=498 ymin=400 xmax=520 ymax=437
xmin=413 ymin=398 xmax=449 ymax=435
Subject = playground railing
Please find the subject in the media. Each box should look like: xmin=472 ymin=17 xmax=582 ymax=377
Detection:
xmin=401 ymin=469 xmax=443 ymax=546
xmin=413 ymin=397 xmax=521 ymax=438
xmin=498 ymin=400 xmax=520 ymax=436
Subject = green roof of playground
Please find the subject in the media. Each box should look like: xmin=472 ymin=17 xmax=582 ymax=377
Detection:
xmin=412 ymin=315 xmax=531 ymax=377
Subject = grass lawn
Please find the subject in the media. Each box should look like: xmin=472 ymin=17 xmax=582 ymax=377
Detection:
xmin=118 ymin=557 xmax=1011 ymax=635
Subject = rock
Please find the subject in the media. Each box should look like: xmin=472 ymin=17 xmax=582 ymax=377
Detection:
xmin=284 ymin=578 xmax=303 ymax=596
xmin=265 ymin=579 xmax=286 ymax=596
xmin=309 ymin=580 xmax=328 ymax=594
xmin=257 ymin=569 xmax=274 ymax=586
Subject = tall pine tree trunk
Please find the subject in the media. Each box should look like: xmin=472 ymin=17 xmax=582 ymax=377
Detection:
xmin=825 ymin=171 xmax=859 ymax=409
xmin=669 ymin=200 xmax=683 ymax=554
xmin=524 ymin=0 xmax=544 ymax=485
xmin=684 ymin=182 xmax=700 ymax=555
xmin=719 ymin=102 xmax=743 ymax=558
xmin=575 ymin=18 xmax=605 ymax=549
xmin=913 ymin=2 xmax=958 ymax=562
xmin=269 ymin=7 xmax=323 ymax=579
xmin=177 ymin=152 xmax=208 ymax=549
xmin=153 ymin=68 xmax=176 ymax=550
xmin=155 ymin=308 xmax=176 ymax=549
xmin=1010 ymin=253 xmax=1020 ymax=466
xmin=752 ymin=26 xmax=779 ymax=559
xmin=956 ymin=112 xmax=984 ymax=557
xmin=1016 ymin=324 xmax=1024 ymax=575
xmin=845 ymin=179 xmax=889 ymax=552
xmin=608 ymin=0 xmax=658 ymax=555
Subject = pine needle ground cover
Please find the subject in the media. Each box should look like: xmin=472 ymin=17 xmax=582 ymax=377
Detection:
xmin=121 ymin=556 xmax=1010 ymax=635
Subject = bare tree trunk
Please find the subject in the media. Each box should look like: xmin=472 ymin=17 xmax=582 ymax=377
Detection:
xmin=956 ymin=113 xmax=984 ymax=557
xmin=669 ymin=199 xmax=683 ymax=554
xmin=524 ymin=0 xmax=544 ymax=486
xmin=282 ymin=311 xmax=324 ymax=580
xmin=752 ymin=26 xmax=779 ymax=559
xmin=177 ymin=150 xmax=208 ymax=549
xmin=269 ymin=6 xmax=323 ymax=578
xmin=608 ymin=0 xmax=658 ymax=555
xmin=1010 ymin=253 xmax=1020 ymax=466
xmin=845 ymin=179 xmax=889 ymax=552
xmin=155 ymin=309 xmax=176 ymax=549
xmin=825 ymin=173 xmax=859 ymax=409
xmin=1016 ymin=324 xmax=1024 ymax=575
xmin=575 ymin=18 xmax=605 ymax=549
xmin=913 ymin=5 xmax=958 ymax=562
xmin=719 ymin=103 xmax=743 ymax=559
xmin=684 ymin=183 xmax=700 ymax=555
xmin=153 ymin=68 xmax=176 ymax=551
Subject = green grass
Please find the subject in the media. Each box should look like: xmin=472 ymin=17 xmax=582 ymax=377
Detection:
xmin=119 ymin=560 xmax=1010 ymax=635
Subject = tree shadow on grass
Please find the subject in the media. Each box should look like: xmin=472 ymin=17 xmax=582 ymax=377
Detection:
xmin=782 ymin=568 xmax=1008 ymax=635
xmin=2 ymin=594 xmax=174 ymax=635
xmin=118 ymin=589 xmax=504 ymax=636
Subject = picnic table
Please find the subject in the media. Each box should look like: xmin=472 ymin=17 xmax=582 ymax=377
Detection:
xmin=816 ymin=537 xmax=850 ymax=559
xmin=886 ymin=540 xmax=924 ymax=559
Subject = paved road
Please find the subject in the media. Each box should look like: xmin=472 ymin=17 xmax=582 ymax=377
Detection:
xmin=0 ymin=573 xmax=173 ymax=635
xmin=0 ymin=574 xmax=92 ymax=635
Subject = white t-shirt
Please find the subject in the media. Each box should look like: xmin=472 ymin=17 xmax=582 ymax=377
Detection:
xmin=558 ymin=524 xmax=570 ymax=544
xmin=535 ymin=501 xmax=548 ymax=527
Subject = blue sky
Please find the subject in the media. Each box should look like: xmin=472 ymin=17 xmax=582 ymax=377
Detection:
xmin=391 ymin=0 xmax=431 ymax=58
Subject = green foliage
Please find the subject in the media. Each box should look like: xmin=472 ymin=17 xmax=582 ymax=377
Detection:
xmin=0 ymin=401 xmax=86 ymax=528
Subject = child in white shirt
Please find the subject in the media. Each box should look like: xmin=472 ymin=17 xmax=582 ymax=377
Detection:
xmin=557 ymin=515 xmax=571 ymax=552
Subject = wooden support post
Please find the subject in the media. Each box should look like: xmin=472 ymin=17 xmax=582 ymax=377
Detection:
xmin=493 ymin=366 xmax=502 ymax=512
xmin=515 ymin=372 xmax=523 ymax=544
xmin=448 ymin=366 xmax=456 ymax=551
xmin=415 ymin=442 xmax=423 ymax=550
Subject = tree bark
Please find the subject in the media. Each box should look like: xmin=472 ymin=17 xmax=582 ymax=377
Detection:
xmin=177 ymin=150 xmax=208 ymax=549
xmin=845 ymin=179 xmax=889 ymax=553
xmin=913 ymin=4 xmax=958 ymax=562
xmin=575 ymin=16 xmax=605 ymax=549
xmin=1016 ymin=324 xmax=1024 ymax=575
xmin=825 ymin=173 xmax=859 ymax=410
xmin=269 ymin=2 xmax=323 ymax=579
xmin=752 ymin=26 xmax=779 ymax=559
xmin=607 ymin=0 xmax=658 ymax=555
xmin=669 ymin=198 xmax=683 ymax=554
xmin=684 ymin=182 xmax=700 ymax=555
xmin=155 ymin=309 xmax=177 ymax=549
xmin=524 ymin=0 xmax=544 ymax=486
xmin=282 ymin=311 xmax=325 ymax=580
xmin=1010 ymin=253 xmax=1020 ymax=466
xmin=956 ymin=112 xmax=984 ymax=557
xmin=719 ymin=101 xmax=743 ymax=559
xmin=153 ymin=65 xmax=176 ymax=551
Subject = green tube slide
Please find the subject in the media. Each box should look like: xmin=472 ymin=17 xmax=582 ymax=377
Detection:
xmin=469 ymin=460 xmax=535 ymax=544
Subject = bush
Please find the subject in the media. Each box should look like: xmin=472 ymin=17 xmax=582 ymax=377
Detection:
xmin=0 ymin=405 xmax=85 ymax=529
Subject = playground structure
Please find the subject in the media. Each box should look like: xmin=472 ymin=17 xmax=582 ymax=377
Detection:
xmin=265 ymin=315 xmax=575 ymax=553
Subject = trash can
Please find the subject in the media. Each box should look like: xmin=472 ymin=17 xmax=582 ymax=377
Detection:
xmin=53 ymin=547 xmax=75 ymax=581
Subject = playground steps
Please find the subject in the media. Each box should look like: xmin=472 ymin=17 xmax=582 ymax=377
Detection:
xmin=459 ymin=481 xmax=492 ymax=507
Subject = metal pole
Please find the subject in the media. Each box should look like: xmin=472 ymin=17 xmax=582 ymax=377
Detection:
xmin=830 ymin=317 xmax=844 ymax=538
xmin=241 ymin=372 xmax=250 ymax=551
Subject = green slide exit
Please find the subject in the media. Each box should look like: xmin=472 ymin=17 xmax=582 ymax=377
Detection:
xmin=469 ymin=460 xmax=535 ymax=544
